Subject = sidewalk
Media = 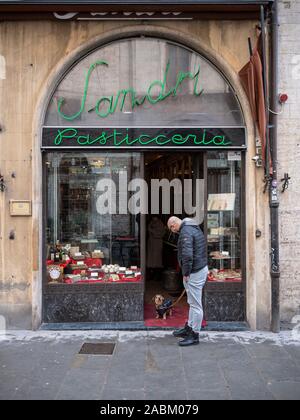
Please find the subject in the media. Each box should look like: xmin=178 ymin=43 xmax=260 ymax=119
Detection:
xmin=0 ymin=329 xmax=300 ymax=400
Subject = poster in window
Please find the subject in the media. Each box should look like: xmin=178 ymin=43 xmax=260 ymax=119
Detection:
xmin=207 ymin=193 xmax=236 ymax=211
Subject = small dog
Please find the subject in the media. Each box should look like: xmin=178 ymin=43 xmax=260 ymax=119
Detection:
xmin=153 ymin=294 xmax=173 ymax=319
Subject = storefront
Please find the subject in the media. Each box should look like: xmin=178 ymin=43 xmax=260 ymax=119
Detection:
xmin=0 ymin=0 xmax=280 ymax=331
xmin=41 ymin=37 xmax=247 ymax=324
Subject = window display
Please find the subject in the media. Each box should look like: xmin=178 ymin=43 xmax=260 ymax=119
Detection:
xmin=45 ymin=152 xmax=141 ymax=285
xmin=207 ymin=151 xmax=242 ymax=283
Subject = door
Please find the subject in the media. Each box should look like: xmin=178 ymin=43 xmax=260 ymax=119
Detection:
xmin=204 ymin=150 xmax=245 ymax=321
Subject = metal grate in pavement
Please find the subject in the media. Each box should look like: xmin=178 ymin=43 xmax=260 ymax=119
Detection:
xmin=78 ymin=342 xmax=115 ymax=355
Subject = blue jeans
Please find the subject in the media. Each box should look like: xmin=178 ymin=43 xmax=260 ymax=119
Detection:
xmin=183 ymin=266 xmax=208 ymax=333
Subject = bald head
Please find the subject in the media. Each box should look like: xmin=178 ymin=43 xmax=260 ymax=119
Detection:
xmin=167 ymin=216 xmax=182 ymax=233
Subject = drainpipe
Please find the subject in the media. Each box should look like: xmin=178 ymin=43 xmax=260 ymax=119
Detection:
xmin=260 ymin=1 xmax=280 ymax=333
xmin=269 ymin=0 xmax=280 ymax=333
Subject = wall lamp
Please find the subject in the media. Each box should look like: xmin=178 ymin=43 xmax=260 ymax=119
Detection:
xmin=0 ymin=173 xmax=6 ymax=192
xmin=269 ymin=93 xmax=289 ymax=115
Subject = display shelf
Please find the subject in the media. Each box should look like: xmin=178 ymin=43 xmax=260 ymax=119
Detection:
xmin=207 ymin=202 xmax=240 ymax=265
xmin=210 ymin=257 xmax=239 ymax=260
xmin=208 ymin=237 xmax=239 ymax=241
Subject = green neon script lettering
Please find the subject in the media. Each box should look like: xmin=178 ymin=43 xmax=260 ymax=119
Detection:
xmin=57 ymin=60 xmax=108 ymax=121
xmin=57 ymin=61 xmax=204 ymax=121
xmin=172 ymin=134 xmax=187 ymax=145
xmin=54 ymin=128 xmax=78 ymax=145
xmin=52 ymin=128 xmax=232 ymax=147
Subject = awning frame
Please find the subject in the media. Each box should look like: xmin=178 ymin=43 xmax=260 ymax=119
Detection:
xmin=0 ymin=0 xmax=275 ymax=21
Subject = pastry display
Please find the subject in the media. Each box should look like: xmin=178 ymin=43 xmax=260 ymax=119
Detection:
xmin=92 ymin=250 xmax=104 ymax=259
xmin=208 ymin=269 xmax=241 ymax=282
xmin=46 ymin=243 xmax=141 ymax=284
xmin=209 ymin=250 xmax=230 ymax=259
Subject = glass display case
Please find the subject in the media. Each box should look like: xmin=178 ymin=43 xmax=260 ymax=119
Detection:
xmin=45 ymin=152 xmax=142 ymax=285
xmin=207 ymin=151 xmax=242 ymax=283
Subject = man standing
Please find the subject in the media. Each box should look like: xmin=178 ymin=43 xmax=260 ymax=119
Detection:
xmin=167 ymin=216 xmax=208 ymax=346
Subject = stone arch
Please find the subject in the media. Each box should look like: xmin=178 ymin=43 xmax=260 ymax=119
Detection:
xmin=32 ymin=24 xmax=260 ymax=329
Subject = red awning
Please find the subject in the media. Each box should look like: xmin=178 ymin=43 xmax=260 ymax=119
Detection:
xmin=239 ymin=36 xmax=272 ymax=173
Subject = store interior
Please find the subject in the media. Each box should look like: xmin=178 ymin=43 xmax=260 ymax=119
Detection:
xmin=143 ymin=150 xmax=242 ymax=326
xmin=143 ymin=152 xmax=203 ymax=327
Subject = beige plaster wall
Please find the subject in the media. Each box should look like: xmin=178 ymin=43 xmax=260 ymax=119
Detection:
xmin=0 ymin=19 xmax=270 ymax=329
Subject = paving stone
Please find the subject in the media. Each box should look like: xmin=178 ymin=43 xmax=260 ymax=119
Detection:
xmin=188 ymin=388 xmax=231 ymax=400
xmin=0 ymin=390 xmax=16 ymax=400
xmin=101 ymin=387 xmax=145 ymax=400
xmin=14 ymin=382 xmax=58 ymax=401
xmin=105 ymin=367 xmax=145 ymax=390
xmin=267 ymin=381 xmax=300 ymax=400
xmin=55 ymin=369 xmax=103 ymax=400
xmin=227 ymin=383 xmax=274 ymax=400
xmin=220 ymin=361 xmax=275 ymax=400
xmin=113 ymin=356 xmax=146 ymax=367
xmin=283 ymin=345 xmax=300 ymax=362
xmin=0 ymin=354 xmax=37 ymax=375
xmin=253 ymin=358 xmax=300 ymax=382
xmin=181 ymin=358 xmax=222 ymax=376
xmin=69 ymin=354 xmax=112 ymax=371
xmin=144 ymin=352 xmax=182 ymax=372
xmin=217 ymin=353 xmax=254 ymax=370
xmin=184 ymin=371 xmax=228 ymax=391
xmin=209 ymin=343 xmax=249 ymax=361
xmin=24 ymin=365 xmax=69 ymax=385
xmin=243 ymin=343 xmax=294 ymax=360
xmin=144 ymin=371 xmax=186 ymax=390
xmin=145 ymin=389 xmax=188 ymax=400
xmin=0 ymin=372 xmax=20 ymax=400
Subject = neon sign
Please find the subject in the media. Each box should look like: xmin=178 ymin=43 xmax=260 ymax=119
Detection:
xmin=42 ymin=127 xmax=246 ymax=149
xmin=57 ymin=61 xmax=203 ymax=121
xmin=54 ymin=128 xmax=230 ymax=147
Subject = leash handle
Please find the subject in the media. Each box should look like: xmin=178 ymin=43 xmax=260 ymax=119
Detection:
xmin=169 ymin=289 xmax=186 ymax=309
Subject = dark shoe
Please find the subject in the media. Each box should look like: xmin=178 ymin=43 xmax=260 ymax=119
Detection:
xmin=173 ymin=322 xmax=192 ymax=338
xmin=178 ymin=331 xmax=199 ymax=346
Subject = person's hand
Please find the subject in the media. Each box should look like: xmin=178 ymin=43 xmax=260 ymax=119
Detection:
xmin=183 ymin=275 xmax=190 ymax=282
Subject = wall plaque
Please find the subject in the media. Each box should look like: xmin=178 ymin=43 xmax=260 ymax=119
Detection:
xmin=10 ymin=200 xmax=32 ymax=216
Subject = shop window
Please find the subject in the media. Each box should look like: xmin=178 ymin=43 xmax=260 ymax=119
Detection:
xmin=45 ymin=38 xmax=244 ymax=128
xmin=207 ymin=151 xmax=242 ymax=283
xmin=45 ymin=152 xmax=142 ymax=285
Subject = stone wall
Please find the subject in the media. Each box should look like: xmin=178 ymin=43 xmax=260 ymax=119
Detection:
xmin=278 ymin=0 xmax=300 ymax=321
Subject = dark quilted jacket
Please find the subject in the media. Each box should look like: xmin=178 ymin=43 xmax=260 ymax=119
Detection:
xmin=177 ymin=218 xmax=207 ymax=276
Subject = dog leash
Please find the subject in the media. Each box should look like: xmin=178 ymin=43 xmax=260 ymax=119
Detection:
xmin=169 ymin=288 xmax=186 ymax=309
